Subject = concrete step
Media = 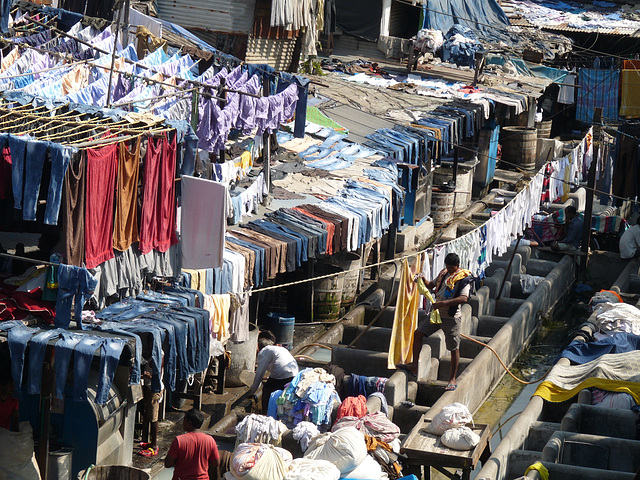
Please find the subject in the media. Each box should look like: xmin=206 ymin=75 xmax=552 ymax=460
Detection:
xmin=437 ymin=355 xmax=474 ymax=381
xmin=526 ymin=421 xmax=561 ymax=451
xmin=416 ymin=379 xmax=449 ymax=406
xmin=459 ymin=335 xmax=492 ymax=358
xmin=476 ymin=315 xmax=510 ymax=337
xmin=331 ymin=345 xmax=396 ymax=378
xmin=506 ymin=449 xmax=543 ymax=479
xmin=343 ymin=325 xmax=392 ymax=352
xmin=391 ymin=404 xmax=431 ymax=434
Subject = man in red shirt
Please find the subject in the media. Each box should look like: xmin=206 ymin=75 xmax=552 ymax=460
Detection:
xmin=165 ymin=408 xmax=220 ymax=479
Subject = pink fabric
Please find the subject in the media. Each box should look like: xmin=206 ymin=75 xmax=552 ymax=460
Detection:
xmin=85 ymin=144 xmax=117 ymax=269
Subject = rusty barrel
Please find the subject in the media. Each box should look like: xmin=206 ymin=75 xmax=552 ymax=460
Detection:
xmin=431 ymin=189 xmax=455 ymax=226
xmin=313 ymin=264 xmax=345 ymax=322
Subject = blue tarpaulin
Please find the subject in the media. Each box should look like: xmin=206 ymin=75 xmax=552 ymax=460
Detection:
xmin=424 ymin=0 xmax=510 ymax=39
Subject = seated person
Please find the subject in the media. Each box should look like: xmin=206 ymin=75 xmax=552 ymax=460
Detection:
xmin=0 ymin=374 xmax=19 ymax=431
xmin=620 ymin=217 xmax=640 ymax=259
xmin=551 ymin=206 xmax=583 ymax=251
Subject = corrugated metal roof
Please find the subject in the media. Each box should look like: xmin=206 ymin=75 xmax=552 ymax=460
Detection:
xmin=510 ymin=17 xmax=637 ymax=36
xmin=245 ymin=37 xmax=296 ymax=71
xmin=157 ymin=0 xmax=257 ymax=35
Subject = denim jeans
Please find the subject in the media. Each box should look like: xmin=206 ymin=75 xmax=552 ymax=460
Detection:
xmin=137 ymin=291 xmax=188 ymax=307
xmin=147 ymin=313 xmax=189 ymax=381
xmin=22 ymin=139 xmax=50 ymax=222
xmin=95 ymin=337 xmax=127 ymax=405
xmin=95 ymin=299 xmax=156 ymax=322
xmin=9 ymin=134 xmax=29 ymax=210
xmin=270 ymin=211 xmax=327 ymax=255
xmin=137 ymin=318 xmax=176 ymax=391
xmin=55 ymin=265 xmax=98 ymax=330
xmin=6 ymin=325 xmax=39 ymax=397
xmin=171 ymin=306 xmax=210 ymax=374
xmin=94 ymin=322 xmax=142 ymax=386
xmin=73 ymin=336 xmax=104 ymax=402
xmin=253 ymin=220 xmax=306 ymax=266
xmin=116 ymin=321 xmax=164 ymax=392
xmin=44 ymin=145 xmax=76 ymax=225
xmin=159 ymin=309 xmax=198 ymax=376
xmin=27 ymin=328 xmax=64 ymax=395
xmin=320 ymin=133 xmax=344 ymax=149
xmin=54 ymin=331 xmax=82 ymax=400
xmin=226 ymin=237 xmax=264 ymax=286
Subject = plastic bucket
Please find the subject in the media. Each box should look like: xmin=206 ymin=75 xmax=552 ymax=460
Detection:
xmin=313 ymin=264 xmax=344 ymax=322
xmin=49 ymin=448 xmax=73 ymax=480
xmin=264 ymin=312 xmax=295 ymax=349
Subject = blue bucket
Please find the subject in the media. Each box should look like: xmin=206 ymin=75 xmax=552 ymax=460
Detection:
xmin=265 ymin=312 xmax=295 ymax=349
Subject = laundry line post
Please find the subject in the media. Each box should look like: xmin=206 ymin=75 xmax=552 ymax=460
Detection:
xmin=218 ymin=77 xmax=227 ymax=163
xmin=580 ymin=107 xmax=601 ymax=281
xmin=106 ymin=0 xmax=128 ymax=108
xmin=263 ymin=79 xmax=271 ymax=194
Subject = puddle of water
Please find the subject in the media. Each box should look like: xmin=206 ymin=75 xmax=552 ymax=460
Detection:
xmin=304 ymin=346 xmax=332 ymax=363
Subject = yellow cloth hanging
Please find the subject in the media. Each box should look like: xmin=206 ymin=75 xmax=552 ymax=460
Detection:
xmin=525 ymin=462 xmax=549 ymax=480
xmin=388 ymin=257 xmax=422 ymax=369
xmin=203 ymin=293 xmax=231 ymax=343
xmin=183 ymin=268 xmax=207 ymax=294
xmin=417 ymin=279 xmax=441 ymax=325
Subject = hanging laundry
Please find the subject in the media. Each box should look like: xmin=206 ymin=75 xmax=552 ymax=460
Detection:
xmin=387 ymin=257 xmax=422 ymax=369
xmin=113 ymin=139 xmax=141 ymax=251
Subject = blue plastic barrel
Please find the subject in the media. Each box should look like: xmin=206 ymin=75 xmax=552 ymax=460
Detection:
xmin=265 ymin=312 xmax=295 ymax=349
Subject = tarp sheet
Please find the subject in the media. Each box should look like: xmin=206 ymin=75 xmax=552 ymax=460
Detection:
xmin=336 ymin=0 xmax=383 ymax=42
xmin=424 ymin=0 xmax=510 ymax=39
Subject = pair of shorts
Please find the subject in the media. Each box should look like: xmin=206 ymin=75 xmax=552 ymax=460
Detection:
xmin=416 ymin=310 xmax=461 ymax=351
xmin=143 ymin=387 xmax=163 ymax=422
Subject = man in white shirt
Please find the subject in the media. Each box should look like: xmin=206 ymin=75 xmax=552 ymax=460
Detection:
xmin=620 ymin=219 xmax=640 ymax=259
xmin=248 ymin=334 xmax=299 ymax=413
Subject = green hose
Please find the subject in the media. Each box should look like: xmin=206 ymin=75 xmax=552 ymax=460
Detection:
xmin=83 ymin=464 xmax=94 ymax=480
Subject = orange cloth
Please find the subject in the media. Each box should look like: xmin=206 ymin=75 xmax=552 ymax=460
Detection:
xmin=388 ymin=257 xmax=422 ymax=368
xmin=292 ymin=207 xmax=335 ymax=254
xmin=61 ymin=65 xmax=89 ymax=95
xmin=113 ymin=139 xmax=141 ymax=251
xmin=620 ymin=69 xmax=640 ymax=118
xmin=337 ymin=395 xmax=368 ymax=420
xmin=1 ymin=48 xmax=19 ymax=73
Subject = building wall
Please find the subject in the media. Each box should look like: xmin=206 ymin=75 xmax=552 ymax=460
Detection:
xmin=156 ymin=0 xmax=257 ymax=35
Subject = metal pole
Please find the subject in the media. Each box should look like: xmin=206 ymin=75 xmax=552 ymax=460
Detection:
xmin=497 ymin=235 xmax=521 ymax=300
xmin=262 ymin=79 xmax=271 ymax=194
xmin=105 ymin=4 xmax=124 ymax=108
xmin=580 ymin=107 xmax=602 ymax=280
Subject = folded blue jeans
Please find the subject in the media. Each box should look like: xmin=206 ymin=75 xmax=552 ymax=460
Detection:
xmin=137 ymin=318 xmax=176 ymax=391
xmin=44 ymin=144 xmax=76 ymax=225
xmin=7 ymin=325 xmax=39 ymax=397
xmin=95 ymin=337 xmax=127 ymax=404
xmin=22 ymin=139 xmax=50 ymax=222
xmin=73 ymin=336 xmax=105 ymax=402
xmin=27 ymin=328 xmax=64 ymax=395
xmin=54 ymin=331 xmax=82 ymax=400
xmin=9 ymin=134 xmax=29 ymax=210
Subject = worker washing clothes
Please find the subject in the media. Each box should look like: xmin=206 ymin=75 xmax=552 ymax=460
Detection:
xmin=248 ymin=331 xmax=299 ymax=413
xmin=620 ymin=217 xmax=640 ymax=259
xmin=397 ymin=253 xmax=472 ymax=391
xmin=551 ymin=205 xmax=584 ymax=251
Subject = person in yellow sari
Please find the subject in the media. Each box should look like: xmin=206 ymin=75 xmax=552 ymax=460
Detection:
xmin=397 ymin=253 xmax=472 ymax=391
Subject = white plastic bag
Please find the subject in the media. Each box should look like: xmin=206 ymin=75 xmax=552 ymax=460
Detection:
xmin=425 ymin=403 xmax=473 ymax=436
xmin=0 ymin=422 xmax=41 ymax=480
xmin=342 ymin=454 xmax=383 ymax=479
xmin=284 ymin=458 xmax=340 ymax=480
xmin=441 ymin=426 xmax=480 ymax=450
xmin=230 ymin=443 xmax=292 ymax=480
xmin=304 ymin=426 xmax=367 ymax=474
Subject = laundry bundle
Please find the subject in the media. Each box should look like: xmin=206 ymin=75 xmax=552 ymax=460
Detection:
xmin=332 ymin=412 xmax=401 ymax=443
xmin=228 ymin=443 xmax=293 ymax=480
xmin=284 ymin=458 xmax=340 ymax=480
xmin=441 ymin=25 xmax=481 ymax=68
xmin=304 ymin=426 xmax=367 ymax=475
xmin=291 ymin=421 xmax=320 ymax=452
xmin=425 ymin=403 xmax=474 ymax=436
xmin=274 ymin=367 xmax=341 ymax=429
xmin=235 ymin=414 xmax=287 ymax=446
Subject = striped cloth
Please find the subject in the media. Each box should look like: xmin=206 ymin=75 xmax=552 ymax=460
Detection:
xmin=576 ymin=69 xmax=620 ymax=123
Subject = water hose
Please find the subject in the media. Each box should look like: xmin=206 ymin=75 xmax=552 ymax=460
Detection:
xmin=459 ymin=333 xmax=555 ymax=385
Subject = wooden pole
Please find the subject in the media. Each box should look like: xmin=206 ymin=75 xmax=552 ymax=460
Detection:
xmin=105 ymin=4 xmax=125 ymax=108
xmin=262 ymin=79 xmax=271 ymax=194
xmin=580 ymin=107 xmax=602 ymax=281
